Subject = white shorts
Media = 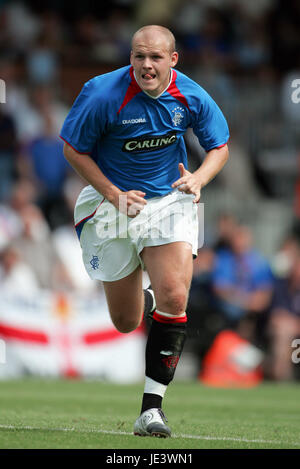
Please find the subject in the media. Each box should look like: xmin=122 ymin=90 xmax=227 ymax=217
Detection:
xmin=74 ymin=185 xmax=199 ymax=282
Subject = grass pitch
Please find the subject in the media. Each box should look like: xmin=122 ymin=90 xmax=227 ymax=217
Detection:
xmin=0 ymin=378 xmax=299 ymax=449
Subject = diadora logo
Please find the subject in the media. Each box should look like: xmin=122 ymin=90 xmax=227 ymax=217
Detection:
xmin=122 ymin=118 xmax=146 ymax=124
xmin=172 ymin=106 xmax=184 ymax=126
xmin=122 ymin=132 xmax=177 ymax=153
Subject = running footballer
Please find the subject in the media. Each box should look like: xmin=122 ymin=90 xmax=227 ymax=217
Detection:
xmin=60 ymin=25 xmax=229 ymax=438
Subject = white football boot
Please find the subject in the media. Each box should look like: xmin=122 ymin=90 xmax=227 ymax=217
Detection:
xmin=133 ymin=408 xmax=171 ymax=438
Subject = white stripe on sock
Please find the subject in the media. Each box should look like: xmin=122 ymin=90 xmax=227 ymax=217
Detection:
xmin=155 ymin=309 xmax=186 ymax=319
xmin=144 ymin=376 xmax=167 ymax=398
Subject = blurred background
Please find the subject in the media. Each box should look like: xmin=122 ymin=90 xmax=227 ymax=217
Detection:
xmin=0 ymin=0 xmax=299 ymax=385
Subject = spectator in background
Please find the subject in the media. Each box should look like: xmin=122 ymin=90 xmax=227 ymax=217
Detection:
xmin=3 ymin=2 xmax=41 ymax=54
xmin=9 ymin=178 xmax=57 ymax=289
xmin=52 ymin=175 xmax=99 ymax=294
xmin=18 ymin=85 xmax=70 ymax=228
xmin=173 ymin=0 xmax=205 ymax=37
xmin=0 ymin=201 xmax=23 ymax=253
xmin=0 ymin=108 xmax=17 ymax=201
xmin=2 ymin=178 xmax=81 ymax=292
xmin=267 ymin=252 xmax=300 ymax=381
xmin=213 ymin=212 xmax=239 ymax=252
xmin=0 ymin=57 xmax=29 ymax=141
xmin=271 ymin=234 xmax=300 ymax=279
xmin=92 ymin=9 xmax=133 ymax=65
xmin=26 ymin=33 xmax=59 ymax=85
xmin=135 ymin=0 xmax=180 ymax=28
xmin=187 ymin=213 xmax=238 ymax=355
xmin=187 ymin=246 xmax=221 ymax=360
xmin=26 ymin=10 xmax=63 ymax=84
xmin=175 ymin=6 xmax=234 ymax=71
xmin=72 ymin=15 xmax=103 ymax=64
xmin=0 ymin=244 xmax=39 ymax=296
xmin=216 ymin=126 xmax=262 ymax=204
xmin=16 ymin=84 xmax=67 ymax=145
xmin=212 ymin=224 xmax=273 ymax=342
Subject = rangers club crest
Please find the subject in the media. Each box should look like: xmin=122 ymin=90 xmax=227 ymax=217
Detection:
xmin=171 ymin=106 xmax=184 ymax=126
xmin=90 ymin=255 xmax=99 ymax=270
xmin=162 ymin=355 xmax=180 ymax=369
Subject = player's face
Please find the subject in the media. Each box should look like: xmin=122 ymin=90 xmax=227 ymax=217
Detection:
xmin=130 ymin=35 xmax=178 ymax=97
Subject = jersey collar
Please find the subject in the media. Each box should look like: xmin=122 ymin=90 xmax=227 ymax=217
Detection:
xmin=131 ymin=67 xmax=174 ymax=99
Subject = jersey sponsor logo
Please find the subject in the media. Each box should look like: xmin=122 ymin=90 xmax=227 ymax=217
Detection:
xmin=122 ymin=132 xmax=177 ymax=153
xmin=172 ymin=106 xmax=185 ymax=126
xmin=122 ymin=118 xmax=147 ymax=124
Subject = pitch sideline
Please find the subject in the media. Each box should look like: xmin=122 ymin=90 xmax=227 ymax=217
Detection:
xmin=0 ymin=424 xmax=299 ymax=447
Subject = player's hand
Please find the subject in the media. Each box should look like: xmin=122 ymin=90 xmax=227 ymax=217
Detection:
xmin=115 ymin=190 xmax=147 ymax=218
xmin=172 ymin=163 xmax=201 ymax=203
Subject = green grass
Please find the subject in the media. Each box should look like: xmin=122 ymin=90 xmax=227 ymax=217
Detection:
xmin=0 ymin=378 xmax=299 ymax=449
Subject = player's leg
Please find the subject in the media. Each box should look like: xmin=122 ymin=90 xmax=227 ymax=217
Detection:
xmin=143 ymin=242 xmax=193 ymax=315
xmin=78 ymin=193 xmax=152 ymax=332
xmin=80 ymin=211 xmax=154 ymax=333
xmin=103 ymin=266 xmax=144 ymax=333
xmin=134 ymin=241 xmax=193 ymax=437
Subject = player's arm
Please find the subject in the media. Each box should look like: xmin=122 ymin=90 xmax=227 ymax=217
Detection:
xmin=63 ymin=143 xmax=147 ymax=217
xmin=214 ymin=285 xmax=272 ymax=313
xmin=172 ymin=144 xmax=229 ymax=203
xmin=173 ymin=83 xmax=230 ymax=202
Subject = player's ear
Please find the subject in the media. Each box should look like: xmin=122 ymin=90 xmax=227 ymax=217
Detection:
xmin=171 ymin=51 xmax=178 ymax=67
xmin=130 ymin=50 xmax=134 ymax=65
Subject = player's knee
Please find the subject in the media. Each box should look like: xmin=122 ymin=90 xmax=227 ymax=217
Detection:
xmin=112 ymin=315 xmax=140 ymax=333
xmin=157 ymin=283 xmax=188 ymax=315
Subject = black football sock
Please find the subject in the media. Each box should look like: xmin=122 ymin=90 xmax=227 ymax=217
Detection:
xmin=141 ymin=310 xmax=187 ymax=414
xmin=143 ymin=287 xmax=155 ymax=317
xmin=141 ymin=393 xmax=162 ymax=413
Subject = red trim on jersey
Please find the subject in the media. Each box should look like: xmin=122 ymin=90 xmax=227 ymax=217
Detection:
xmin=117 ymin=67 xmax=142 ymax=115
xmin=74 ymin=197 xmax=105 ymax=228
xmin=0 ymin=323 xmax=49 ymax=344
xmin=167 ymin=70 xmax=190 ymax=111
xmin=60 ymin=136 xmax=91 ymax=155
xmin=206 ymin=141 xmax=229 ymax=152
xmin=153 ymin=311 xmax=187 ymax=324
xmin=213 ymin=142 xmax=228 ymax=149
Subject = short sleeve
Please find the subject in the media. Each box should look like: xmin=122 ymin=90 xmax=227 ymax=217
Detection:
xmin=191 ymin=89 xmax=229 ymax=152
xmin=60 ymin=79 xmax=106 ymax=154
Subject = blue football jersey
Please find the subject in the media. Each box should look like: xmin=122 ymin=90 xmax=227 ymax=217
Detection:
xmin=60 ymin=65 xmax=229 ymax=199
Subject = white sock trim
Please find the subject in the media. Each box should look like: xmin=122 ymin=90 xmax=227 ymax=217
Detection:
xmin=155 ymin=309 xmax=186 ymax=318
xmin=144 ymin=376 xmax=167 ymax=398
xmin=148 ymin=288 xmax=156 ymax=312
